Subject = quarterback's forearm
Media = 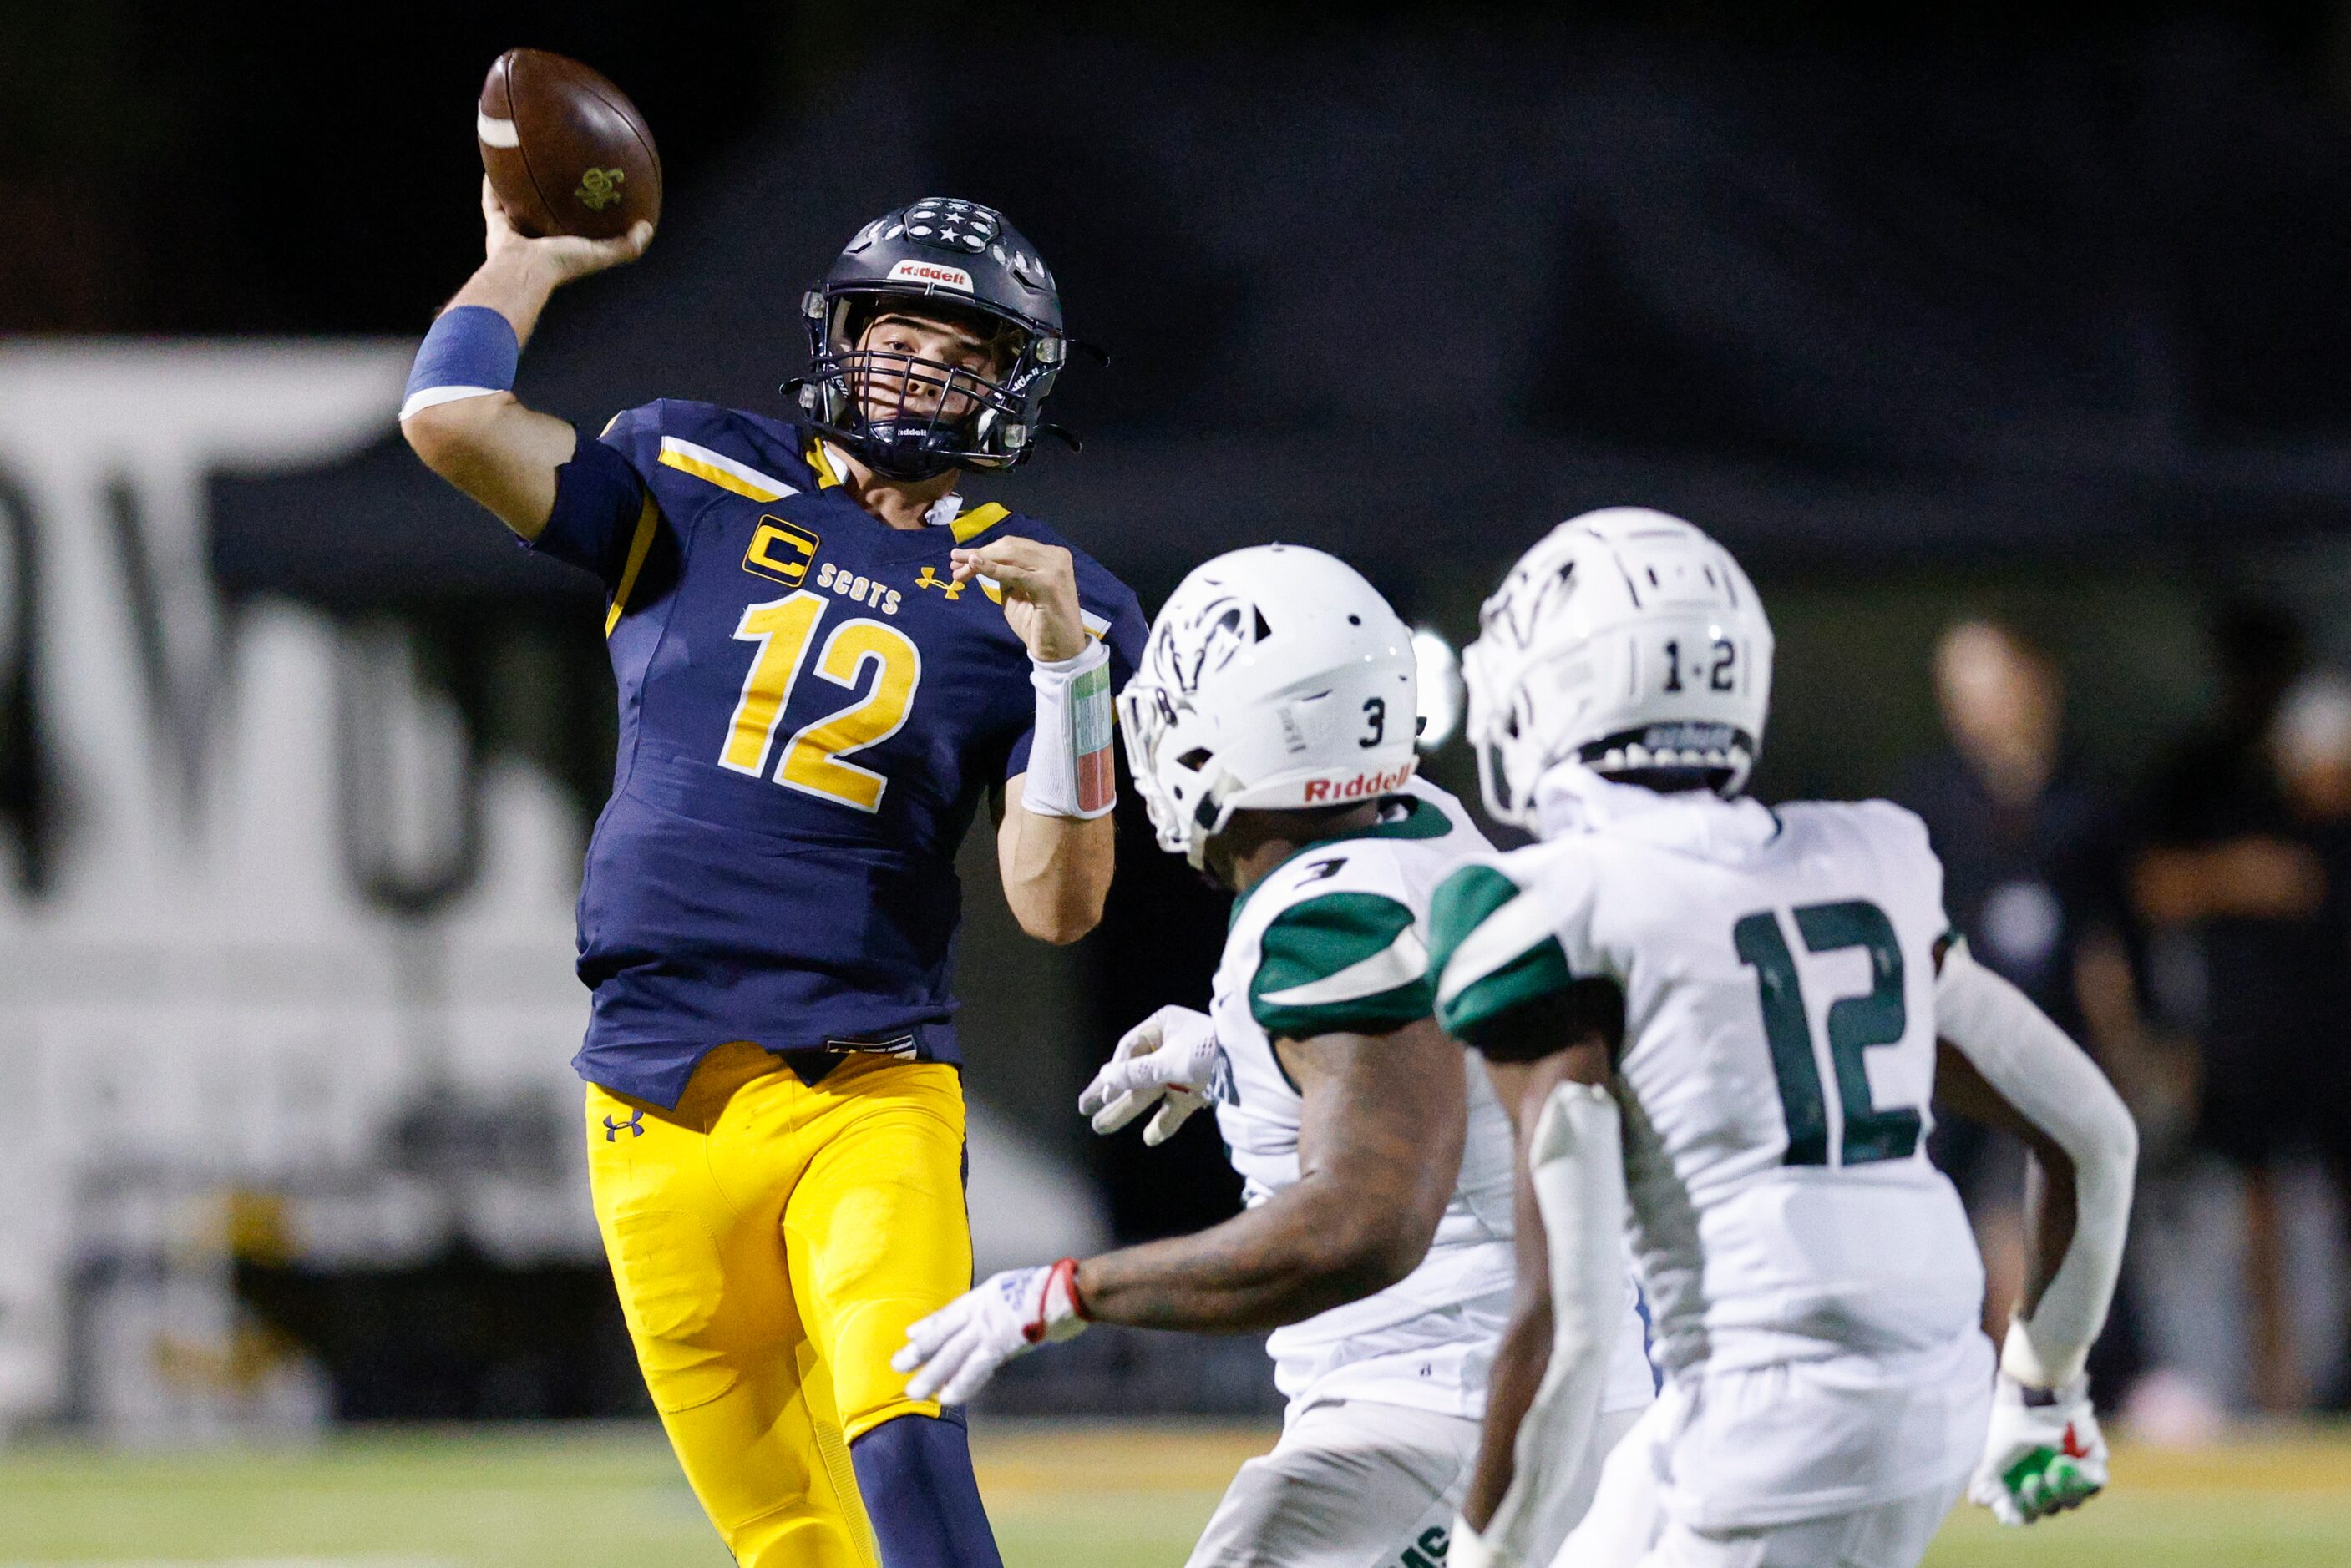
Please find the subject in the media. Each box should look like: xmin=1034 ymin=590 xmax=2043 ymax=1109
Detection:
xmin=401 ymin=235 xmax=607 ymax=536
xmin=2020 ymin=1146 xmax=2080 ymax=1323
xmin=1073 ymin=1176 xmax=1421 ymax=1331
xmin=400 ymin=250 xmax=580 ymax=537
xmin=998 ymin=776 xmax=1113 ymax=943
xmin=444 ymin=246 xmax=566 ymax=346
xmin=1462 ymin=1044 xmax=1619 ymax=1535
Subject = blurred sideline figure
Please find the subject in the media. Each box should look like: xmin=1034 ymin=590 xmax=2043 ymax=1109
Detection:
xmin=1895 ymin=621 xmax=2136 ymax=1368
xmin=399 ymin=183 xmax=1146 ymax=1568
xmin=2134 ymin=609 xmax=2351 ymax=1413
xmin=1435 ymin=511 xmax=2136 ymax=1568
xmin=894 ymin=547 xmax=1655 ymax=1568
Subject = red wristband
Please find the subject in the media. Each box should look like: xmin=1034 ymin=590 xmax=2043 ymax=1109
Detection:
xmin=1052 ymin=1256 xmax=1089 ymax=1323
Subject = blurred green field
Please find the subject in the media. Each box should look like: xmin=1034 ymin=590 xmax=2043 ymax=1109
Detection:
xmin=3 ymin=1421 xmax=2347 ymax=1566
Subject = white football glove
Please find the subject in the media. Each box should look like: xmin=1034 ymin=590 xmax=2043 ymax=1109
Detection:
xmin=1078 ymin=1004 xmax=1222 ymax=1146
xmin=1968 ymin=1373 xmax=2109 ymax=1526
xmin=1443 ymin=1515 xmax=1514 ymax=1568
xmin=892 ymin=1259 xmax=1087 ymax=1406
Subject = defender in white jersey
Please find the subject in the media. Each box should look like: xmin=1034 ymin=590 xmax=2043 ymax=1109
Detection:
xmin=897 ymin=546 xmax=1652 ymax=1567
xmin=1431 ymin=511 xmax=2139 ymax=1568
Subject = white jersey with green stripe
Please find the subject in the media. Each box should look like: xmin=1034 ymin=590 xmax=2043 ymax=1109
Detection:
xmin=1428 ymin=771 xmax=1985 ymax=1390
xmin=1212 ymin=777 xmax=1654 ymax=1422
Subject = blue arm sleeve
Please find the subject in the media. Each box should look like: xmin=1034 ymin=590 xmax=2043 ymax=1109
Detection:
xmin=527 ymin=427 xmax=649 ymax=588
xmin=401 ymin=306 xmax=519 ymax=420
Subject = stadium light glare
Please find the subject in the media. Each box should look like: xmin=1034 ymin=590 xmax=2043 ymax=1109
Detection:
xmin=1413 ymin=627 xmax=1461 ymax=751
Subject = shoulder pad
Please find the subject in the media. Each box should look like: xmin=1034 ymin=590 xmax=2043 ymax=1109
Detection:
xmin=1249 ymin=886 xmax=1432 ymax=1041
xmin=601 ymin=401 xmax=809 ymax=504
xmin=596 ymin=398 xmax=667 ymax=445
xmin=1852 ymin=797 xmax=1936 ymax=857
xmin=1429 ymin=857 xmax=1579 ymax=1048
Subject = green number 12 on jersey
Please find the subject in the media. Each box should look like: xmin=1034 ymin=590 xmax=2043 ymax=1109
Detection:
xmin=1732 ymin=899 xmax=1923 ymax=1168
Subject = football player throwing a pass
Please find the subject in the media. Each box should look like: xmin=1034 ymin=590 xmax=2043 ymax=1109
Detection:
xmin=400 ymin=189 xmax=1144 ymax=1568
xmin=1431 ymin=511 xmax=2137 ymax=1568
xmin=895 ymin=546 xmax=1655 ymax=1568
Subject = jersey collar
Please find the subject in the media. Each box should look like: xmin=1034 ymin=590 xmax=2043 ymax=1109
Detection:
xmin=805 ymin=436 xmax=1008 ymax=544
xmin=1534 ymin=762 xmax=1778 ymax=857
xmin=1227 ymin=789 xmax=1450 ymax=928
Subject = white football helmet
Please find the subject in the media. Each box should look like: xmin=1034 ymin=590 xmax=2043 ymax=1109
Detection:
xmin=1120 ymin=544 xmax=1418 ymax=868
xmin=1464 ymin=508 xmax=1773 ymax=827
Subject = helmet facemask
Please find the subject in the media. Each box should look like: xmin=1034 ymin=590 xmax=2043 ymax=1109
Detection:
xmin=797 ymin=292 xmax=1063 ymax=482
xmin=1118 ymin=679 xmax=1234 ymax=870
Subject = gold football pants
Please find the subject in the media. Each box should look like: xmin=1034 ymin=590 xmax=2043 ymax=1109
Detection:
xmin=585 ymin=1044 xmax=972 ymax=1568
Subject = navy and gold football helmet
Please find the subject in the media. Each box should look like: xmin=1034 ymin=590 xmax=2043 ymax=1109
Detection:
xmin=793 ymin=198 xmax=1077 ymax=481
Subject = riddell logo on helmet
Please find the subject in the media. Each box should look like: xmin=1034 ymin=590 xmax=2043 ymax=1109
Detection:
xmin=1302 ymin=765 xmax=1414 ymax=804
xmin=888 ymin=259 xmax=975 ymax=291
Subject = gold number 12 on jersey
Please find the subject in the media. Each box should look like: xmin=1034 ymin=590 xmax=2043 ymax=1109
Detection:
xmin=721 ymin=590 xmax=922 ymax=812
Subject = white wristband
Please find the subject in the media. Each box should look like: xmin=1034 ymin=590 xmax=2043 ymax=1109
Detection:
xmin=1019 ymin=639 xmax=1116 ymax=818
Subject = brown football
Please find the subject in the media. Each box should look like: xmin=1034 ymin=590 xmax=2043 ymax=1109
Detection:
xmin=478 ymin=48 xmax=661 ymax=241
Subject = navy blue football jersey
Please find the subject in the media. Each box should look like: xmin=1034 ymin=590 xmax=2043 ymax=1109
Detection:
xmin=529 ymin=399 xmax=1145 ymax=1105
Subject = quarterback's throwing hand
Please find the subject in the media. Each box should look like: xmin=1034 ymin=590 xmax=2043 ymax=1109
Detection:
xmin=479 ymin=176 xmax=651 ymax=286
xmin=950 ymin=538 xmax=1085 ymax=662
xmin=894 ymin=1260 xmax=1087 ymax=1405
xmin=1969 ymin=1373 xmax=2109 ymax=1526
xmin=1080 ymin=1004 xmax=1222 ymax=1146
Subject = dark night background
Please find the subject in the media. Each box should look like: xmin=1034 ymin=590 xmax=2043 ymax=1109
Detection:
xmin=13 ymin=0 xmax=2351 ymax=1419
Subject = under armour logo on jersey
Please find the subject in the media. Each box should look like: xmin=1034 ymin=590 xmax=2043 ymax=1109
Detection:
xmin=915 ymin=564 xmax=964 ymax=599
xmin=603 ymin=1109 xmax=646 ymax=1141
xmin=1299 ymin=857 xmax=1346 ymax=883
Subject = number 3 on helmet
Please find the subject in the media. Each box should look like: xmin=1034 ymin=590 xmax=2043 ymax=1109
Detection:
xmin=1118 ymin=545 xmax=1421 ymax=870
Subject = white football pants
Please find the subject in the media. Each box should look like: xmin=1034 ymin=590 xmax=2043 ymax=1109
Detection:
xmin=1553 ymin=1399 xmax=1968 ymax=1568
xmin=1188 ymin=1399 xmax=1647 ymax=1568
